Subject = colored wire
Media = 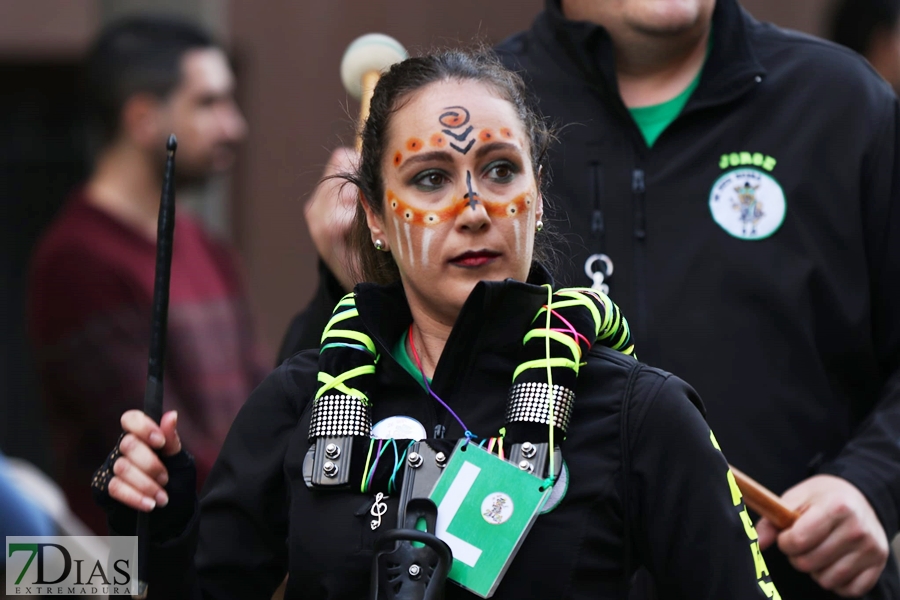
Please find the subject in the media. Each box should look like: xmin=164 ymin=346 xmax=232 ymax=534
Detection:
xmin=542 ymin=284 xmax=557 ymax=490
xmin=320 ymin=342 xmax=376 ymax=356
xmin=548 ymin=309 xmax=591 ymax=349
xmin=360 ymin=437 xmax=376 ymax=493
xmin=389 ymin=441 xmax=415 ymax=494
xmin=390 ymin=439 xmax=399 ymax=491
xmin=407 ymin=324 xmax=478 ymax=442
xmin=365 ymin=439 xmax=390 ymax=493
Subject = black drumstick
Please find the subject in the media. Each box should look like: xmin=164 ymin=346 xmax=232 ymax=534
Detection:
xmin=133 ymin=134 xmax=177 ymax=599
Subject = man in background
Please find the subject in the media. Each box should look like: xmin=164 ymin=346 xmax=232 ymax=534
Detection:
xmin=28 ymin=16 xmax=269 ymax=534
xmin=831 ymin=0 xmax=900 ymax=93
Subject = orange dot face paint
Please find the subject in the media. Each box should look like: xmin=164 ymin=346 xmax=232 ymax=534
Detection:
xmin=387 ymin=191 xmax=459 ymax=226
xmin=386 ymin=190 xmax=533 ymax=227
xmin=484 ymin=194 xmax=529 ymax=219
xmin=396 ymin=122 xmax=517 ymax=166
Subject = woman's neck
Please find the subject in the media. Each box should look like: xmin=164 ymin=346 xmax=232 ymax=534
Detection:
xmin=409 ymin=313 xmax=452 ymax=380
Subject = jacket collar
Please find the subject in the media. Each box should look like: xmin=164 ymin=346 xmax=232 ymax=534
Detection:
xmin=535 ymin=0 xmax=765 ymax=113
xmin=352 ymin=264 xmax=555 ymax=393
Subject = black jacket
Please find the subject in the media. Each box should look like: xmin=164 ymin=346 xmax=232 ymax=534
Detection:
xmin=149 ymin=276 xmax=778 ymax=599
xmin=490 ymin=1 xmax=900 ymax=598
xmin=283 ymin=0 xmax=900 ymax=597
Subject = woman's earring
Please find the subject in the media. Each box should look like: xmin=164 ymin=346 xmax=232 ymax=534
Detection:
xmin=374 ymin=239 xmax=385 ymax=251
xmin=535 ymin=220 xmax=544 ymax=232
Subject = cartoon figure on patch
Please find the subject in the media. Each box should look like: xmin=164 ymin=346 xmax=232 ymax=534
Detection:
xmin=481 ymin=492 xmax=514 ymax=525
xmin=709 ymin=167 xmax=786 ymax=240
xmin=732 ymin=181 xmax=764 ymax=236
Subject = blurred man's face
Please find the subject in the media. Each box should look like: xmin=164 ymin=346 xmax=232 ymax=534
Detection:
xmin=562 ymin=0 xmax=715 ymax=37
xmin=162 ymin=48 xmax=247 ymax=185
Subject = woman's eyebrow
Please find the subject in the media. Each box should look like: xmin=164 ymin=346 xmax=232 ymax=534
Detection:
xmin=474 ymin=141 xmax=520 ymax=159
xmin=400 ymin=151 xmax=454 ymax=168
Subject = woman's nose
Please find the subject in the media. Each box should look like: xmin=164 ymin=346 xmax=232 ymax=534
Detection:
xmin=456 ymin=195 xmax=490 ymax=232
xmin=456 ymin=172 xmax=491 ymax=231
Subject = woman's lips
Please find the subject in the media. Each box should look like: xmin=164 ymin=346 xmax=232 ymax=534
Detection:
xmin=449 ymin=250 xmax=501 ymax=268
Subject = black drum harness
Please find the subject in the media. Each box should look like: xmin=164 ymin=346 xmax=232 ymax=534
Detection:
xmin=302 ymin=286 xmax=635 ymax=600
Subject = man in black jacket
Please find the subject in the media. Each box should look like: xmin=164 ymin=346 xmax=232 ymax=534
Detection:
xmin=285 ymin=0 xmax=900 ymax=597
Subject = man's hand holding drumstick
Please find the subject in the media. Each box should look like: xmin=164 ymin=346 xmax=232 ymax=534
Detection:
xmin=732 ymin=464 xmax=888 ymax=597
xmin=754 ymin=474 xmax=889 ymax=598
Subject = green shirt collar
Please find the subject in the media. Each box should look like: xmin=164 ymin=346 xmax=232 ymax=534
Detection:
xmin=628 ymin=30 xmax=712 ymax=148
xmin=393 ymin=332 xmax=430 ymax=390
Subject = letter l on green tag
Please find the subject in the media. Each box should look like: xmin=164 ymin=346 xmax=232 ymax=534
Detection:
xmin=429 ymin=440 xmax=550 ymax=598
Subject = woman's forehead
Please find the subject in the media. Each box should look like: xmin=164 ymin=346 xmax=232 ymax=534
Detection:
xmin=390 ymin=79 xmax=525 ymax=139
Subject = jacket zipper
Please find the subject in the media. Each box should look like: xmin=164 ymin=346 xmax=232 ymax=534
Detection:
xmin=590 ymin=162 xmax=605 ymax=246
xmin=632 ymin=168 xmax=648 ymax=342
xmin=632 ymin=169 xmax=646 ymax=240
xmin=586 ymin=161 xmax=614 ymax=293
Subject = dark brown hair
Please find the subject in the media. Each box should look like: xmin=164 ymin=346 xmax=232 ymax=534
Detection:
xmin=84 ymin=16 xmax=217 ymax=145
xmin=340 ymin=47 xmax=556 ymax=285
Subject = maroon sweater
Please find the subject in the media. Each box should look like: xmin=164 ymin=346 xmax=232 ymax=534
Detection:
xmin=28 ymin=191 xmax=270 ymax=534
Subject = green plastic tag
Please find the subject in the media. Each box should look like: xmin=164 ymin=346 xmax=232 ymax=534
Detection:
xmin=429 ymin=440 xmax=550 ymax=598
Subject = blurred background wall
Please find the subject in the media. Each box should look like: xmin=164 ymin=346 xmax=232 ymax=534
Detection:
xmin=0 ymin=0 xmax=843 ymax=465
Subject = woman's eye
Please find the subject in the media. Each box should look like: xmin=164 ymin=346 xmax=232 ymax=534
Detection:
xmin=485 ymin=161 xmax=517 ymax=183
xmin=413 ymin=170 xmax=447 ymax=190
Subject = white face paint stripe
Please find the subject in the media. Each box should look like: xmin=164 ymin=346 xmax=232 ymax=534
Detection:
xmin=421 ymin=228 xmax=434 ymax=267
xmin=404 ymin=222 xmax=415 ymax=265
xmin=513 ymin=219 xmax=522 ymax=256
xmin=435 ymin=461 xmax=483 ymax=567
xmin=392 ymin=216 xmax=404 ymax=261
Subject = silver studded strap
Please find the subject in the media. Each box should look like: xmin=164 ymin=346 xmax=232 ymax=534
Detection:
xmin=505 ymin=382 xmax=576 ymax=433
xmin=308 ymin=394 xmax=372 ymax=440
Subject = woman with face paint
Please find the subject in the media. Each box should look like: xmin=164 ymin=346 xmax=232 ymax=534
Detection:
xmin=93 ymin=50 xmax=779 ymax=600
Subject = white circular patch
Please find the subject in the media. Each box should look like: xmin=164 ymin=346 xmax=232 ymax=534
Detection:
xmin=481 ymin=492 xmax=514 ymax=525
xmin=370 ymin=416 xmax=427 ymax=440
xmin=709 ymin=168 xmax=786 ymax=240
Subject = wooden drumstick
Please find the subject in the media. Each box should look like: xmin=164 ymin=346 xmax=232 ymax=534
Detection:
xmin=340 ymin=33 xmax=408 ymax=151
xmin=730 ymin=464 xmax=800 ymax=530
xmin=358 ymin=70 xmax=381 ymax=151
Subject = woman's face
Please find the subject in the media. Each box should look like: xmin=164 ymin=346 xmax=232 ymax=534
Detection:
xmin=365 ymin=78 xmax=542 ymax=325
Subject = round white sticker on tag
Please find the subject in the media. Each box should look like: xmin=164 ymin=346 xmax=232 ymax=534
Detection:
xmin=371 ymin=416 xmax=427 ymax=440
xmin=709 ymin=168 xmax=786 ymax=240
xmin=481 ymin=492 xmax=515 ymax=525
